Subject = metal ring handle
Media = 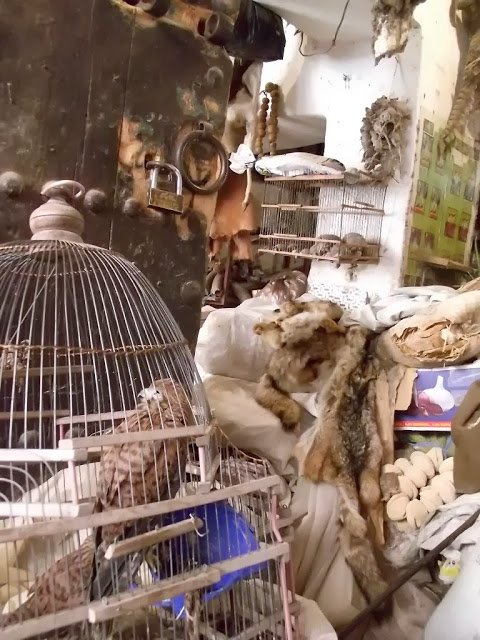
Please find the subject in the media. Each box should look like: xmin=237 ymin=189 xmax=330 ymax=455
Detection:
xmin=174 ymin=130 xmax=228 ymax=195
xmin=41 ymin=180 xmax=85 ymax=201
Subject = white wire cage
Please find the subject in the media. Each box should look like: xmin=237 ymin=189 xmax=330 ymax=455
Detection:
xmin=259 ymin=175 xmax=387 ymax=264
xmin=0 ymin=181 xmax=297 ymax=640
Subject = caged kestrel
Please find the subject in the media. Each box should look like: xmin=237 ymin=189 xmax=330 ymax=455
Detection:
xmin=95 ymin=378 xmax=194 ymax=546
xmin=0 ymin=534 xmax=95 ymax=627
xmin=0 ymin=378 xmax=194 ymax=628
xmin=92 ymin=378 xmax=194 ymax=597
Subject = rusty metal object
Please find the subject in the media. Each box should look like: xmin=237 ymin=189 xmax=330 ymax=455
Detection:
xmin=122 ymin=197 xmax=143 ymax=217
xmin=202 ymin=11 xmax=234 ymax=47
xmin=137 ymin=0 xmax=171 ymax=17
xmin=205 ymin=66 xmax=224 ymax=88
xmin=180 ymin=280 xmax=202 ymax=304
xmin=0 ymin=171 xmax=24 ymax=197
xmin=175 ymin=123 xmax=228 ymax=195
xmin=84 ymin=188 xmax=107 ymax=214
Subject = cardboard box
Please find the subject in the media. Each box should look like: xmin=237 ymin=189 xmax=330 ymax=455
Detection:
xmin=394 ymin=363 xmax=480 ymax=431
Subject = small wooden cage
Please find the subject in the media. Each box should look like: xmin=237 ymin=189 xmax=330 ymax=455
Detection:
xmin=258 ymin=175 xmax=387 ymax=265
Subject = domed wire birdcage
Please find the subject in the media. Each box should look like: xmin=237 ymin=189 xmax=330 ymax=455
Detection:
xmin=0 ymin=180 xmax=297 ymax=640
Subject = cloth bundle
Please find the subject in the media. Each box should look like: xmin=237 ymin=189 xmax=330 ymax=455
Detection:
xmin=342 ymin=286 xmax=456 ymax=332
xmin=377 ymin=291 xmax=480 ymax=367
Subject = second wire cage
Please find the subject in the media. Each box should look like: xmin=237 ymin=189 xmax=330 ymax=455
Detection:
xmin=259 ymin=174 xmax=386 ymax=265
xmin=0 ymin=180 xmax=296 ymax=640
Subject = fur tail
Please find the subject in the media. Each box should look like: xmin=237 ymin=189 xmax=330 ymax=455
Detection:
xmin=255 ymin=373 xmax=302 ymax=432
xmin=337 ymin=477 xmax=388 ymax=605
xmin=340 ymin=528 xmax=388 ymax=605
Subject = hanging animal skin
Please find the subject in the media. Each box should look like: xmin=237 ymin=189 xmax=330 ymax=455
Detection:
xmin=371 ymin=0 xmax=427 ymax=64
xmin=439 ymin=1 xmax=480 ymax=156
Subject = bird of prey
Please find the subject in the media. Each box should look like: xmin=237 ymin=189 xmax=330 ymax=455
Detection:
xmin=0 ymin=378 xmax=193 ymax=628
xmin=92 ymin=378 xmax=194 ymax=598
xmin=0 ymin=535 xmax=95 ymax=626
xmin=95 ymin=378 xmax=193 ymax=547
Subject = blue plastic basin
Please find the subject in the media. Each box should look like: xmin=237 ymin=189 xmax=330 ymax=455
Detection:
xmin=147 ymin=500 xmax=266 ymax=617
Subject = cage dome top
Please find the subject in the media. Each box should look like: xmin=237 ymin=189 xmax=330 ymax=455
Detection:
xmin=0 ymin=179 xmax=209 ymax=439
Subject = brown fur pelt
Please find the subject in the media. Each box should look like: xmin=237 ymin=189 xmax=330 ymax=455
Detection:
xmin=295 ymin=325 xmax=388 ymax=605
xmin=439 ymin=0 xmax=480 ymax=156
xmin=254 ymin=300 xmax=345 ymax=432
xmin=372 ymin=0 xmax=427 ymax=64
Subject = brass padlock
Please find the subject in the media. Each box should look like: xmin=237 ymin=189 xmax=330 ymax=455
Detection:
xmin=146 ymin=161 xmax=185 ymax=214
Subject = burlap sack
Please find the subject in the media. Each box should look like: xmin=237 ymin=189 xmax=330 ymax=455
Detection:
xmin=377 ymin=291 xmax=480 ymax=368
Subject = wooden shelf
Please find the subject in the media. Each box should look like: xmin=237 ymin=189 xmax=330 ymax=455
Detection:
xmin=0 ymin=475 xmax=282 ymax=544
xmin=259 ymin=234 xmax=379 ymax=247
xmin=259 ymin=248 xmax=380 ymax=264
xmin=265 ymin=173 xmax=344 ymax=182
xmin=413 ymin=254 xmax=471 ymax=273
xmin=88 ymin=542 xmax=289 ymax=624
xmin=0 ymin=410 xmax=70 ymax=420
xmin=261 ymin=204 xmax=384 ymax=215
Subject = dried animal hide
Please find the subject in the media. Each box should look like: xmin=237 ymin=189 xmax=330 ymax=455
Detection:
xmin=295 ymin=326 xmax=388 ymax=605
xmin=439 ymin=1 xmax=480 ymax=155
xmin=209 ymin=170 xmax=256 ymax=261
xmin=254 ymin=300 xmax=345 ymax=432
xmin=361 ymin=96 xmax=410 ymax=180
xmin=372 ymin=0 xmax=426 ymax=64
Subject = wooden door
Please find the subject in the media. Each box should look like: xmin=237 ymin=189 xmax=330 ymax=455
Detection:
xmin=0 ymin=0 xmax=232 ymax=346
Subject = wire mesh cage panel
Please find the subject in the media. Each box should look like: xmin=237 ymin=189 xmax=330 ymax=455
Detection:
xmin=0 ymin=181 xmax=296 ymax=640
xmin=259 ymin=175 xmax=387 ymax=264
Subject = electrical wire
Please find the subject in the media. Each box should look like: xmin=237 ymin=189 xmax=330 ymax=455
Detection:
xmin=297 ymin=0 xmax=352 ymax=57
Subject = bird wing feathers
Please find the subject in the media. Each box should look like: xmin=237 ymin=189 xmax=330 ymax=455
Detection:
xmin=1 ymin=535 xmax=95 ymax=625
xmin=97 ymin=380 xmax=193 ymax=544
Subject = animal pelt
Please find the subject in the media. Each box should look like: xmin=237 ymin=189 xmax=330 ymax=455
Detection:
xmin=439 ymin=1 xmax=480 ymax=155
xmin=295 ymin=326 xmax=388 ymax=605
xmin=372 ymin=0 xmax=427 ymax=64
xmin=361 ymin=96 xmax=410 ymax=180
xmin=254 ymin=300 xmax=346 ymax=432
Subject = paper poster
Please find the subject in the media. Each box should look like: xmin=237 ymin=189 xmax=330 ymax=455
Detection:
xmin=404 ymin=110 xmax=479 ymax=285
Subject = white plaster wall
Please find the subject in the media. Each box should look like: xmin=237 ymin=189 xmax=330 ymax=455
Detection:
xmin=262 ymin=27 xmax=422 ymax=300
xmin=307 ymin=31 xmax=422 ymax=299
xmin=260 ymin=0 xmax=462 ymax=301
xmin=414 ymin=0 xmax=460 ymax=121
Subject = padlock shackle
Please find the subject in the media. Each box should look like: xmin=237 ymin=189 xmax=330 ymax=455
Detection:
xmin=146 ymin=162 xmax=183 ymax=195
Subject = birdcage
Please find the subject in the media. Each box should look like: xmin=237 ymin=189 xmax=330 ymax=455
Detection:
xmin=0 ymin=180 xmax=297 ymax=640
xmin=259 ymin=175 xmax=387 ymax=264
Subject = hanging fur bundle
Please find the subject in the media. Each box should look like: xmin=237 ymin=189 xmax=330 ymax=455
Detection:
xmin=372 ymin=0 xmax=427 ymax=64
xmin=361 ymin=96 xmax=410 ymax=180
xmin=254 ymin=300 xmax=345 ymax=432
xmin=295 ymin=326 xmax=388 ymax=605
xmin=439 ymin=1 xmax=480 ymax=155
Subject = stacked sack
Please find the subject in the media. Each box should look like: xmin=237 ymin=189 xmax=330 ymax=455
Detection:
xmin=383 ymin=448 xmax=455 ymax=529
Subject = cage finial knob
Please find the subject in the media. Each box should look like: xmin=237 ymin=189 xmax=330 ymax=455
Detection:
xmin=29 ymin=180 xmax=86 ymax=243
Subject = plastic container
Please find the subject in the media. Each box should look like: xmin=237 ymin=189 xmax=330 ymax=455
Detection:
xmin=148 ymin=501 xmax=268 ymax=617
xmin=424 ymin=542 xmax=480 ymax=639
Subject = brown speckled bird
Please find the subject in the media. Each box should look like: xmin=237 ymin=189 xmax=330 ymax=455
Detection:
xmin=0 ymin=534 xmax=95 ymax=627
xmin=0 ymin=378 xmax=193 ymax=628
xmin=95 ymin=378 xmax=193 ymax=547
xmin=91 ymin=378 xmax=194 ymax=599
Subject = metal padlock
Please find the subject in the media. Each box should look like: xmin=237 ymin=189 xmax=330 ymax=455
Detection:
xmin=146 ymin=161 xmax=185 ymax=214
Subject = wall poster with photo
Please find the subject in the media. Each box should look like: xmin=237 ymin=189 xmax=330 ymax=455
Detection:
xmin=404 ymin=109 xmax=480 ymax=285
